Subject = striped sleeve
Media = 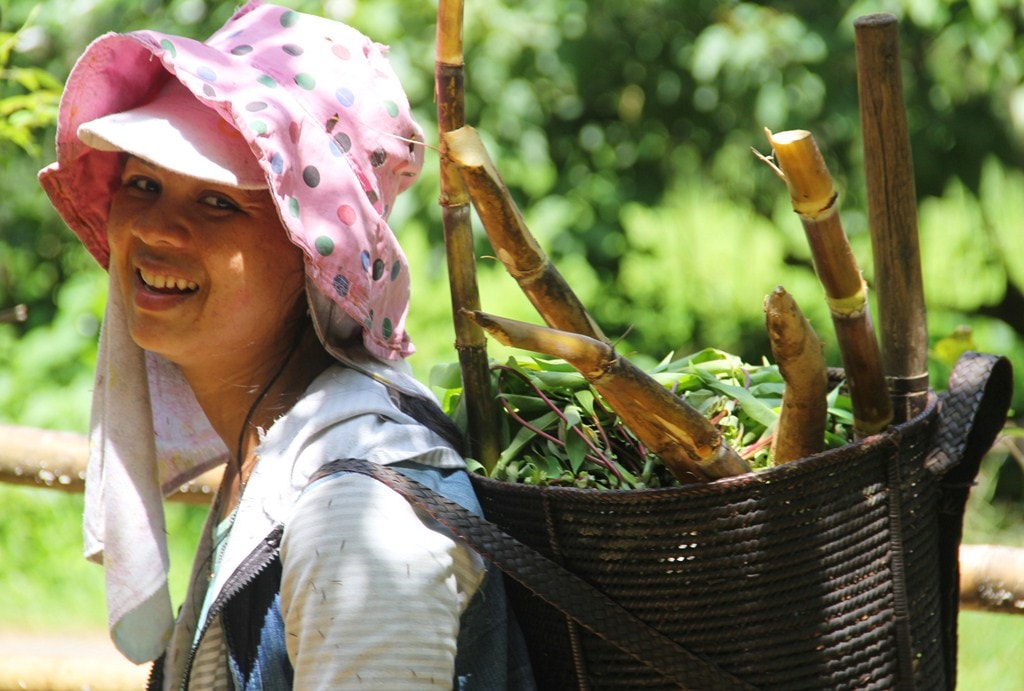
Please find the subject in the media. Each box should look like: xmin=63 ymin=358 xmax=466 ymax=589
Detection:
xmin=280 ymin=470 xmax=483 ymax=689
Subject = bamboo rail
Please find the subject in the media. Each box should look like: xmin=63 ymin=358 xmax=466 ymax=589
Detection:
xmin=959 ymin=544 xmax=1024 ymax=615
xmin=0 ymin=423 xmax=221 ymax=504
xmin=0 ymin=423 xmax=1019 ymax=612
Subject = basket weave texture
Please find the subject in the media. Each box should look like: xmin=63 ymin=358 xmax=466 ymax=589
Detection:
xmin=469 ymin=352 xmax=1013 ymax=690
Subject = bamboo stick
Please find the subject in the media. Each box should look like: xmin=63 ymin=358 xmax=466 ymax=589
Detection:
xmin=3 ymin=423 xmax=1014 ymax=614
xmin=464 ymin=309 xmax=752 ymax=483
xmin=0 ymin=303 xmax=27 ymax=323
xmin=763 ymin=128 xmax=893 ymax=436
xmin=435 ymin=0 xmax=501 ymax=469
xmin=959 ymin=544 xmax=1024 ymax=614
xmin=0 ymin=423 xmax=220 ymax=504
xmin=764 ymin=286 xmax=828 ymax=464
xmin=855 ymin=13 xmax=930 ymax=423
xmin=443 ymin=125 xmax=607 ymax=341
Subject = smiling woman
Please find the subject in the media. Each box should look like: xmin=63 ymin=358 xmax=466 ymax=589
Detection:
xmin=35 ymin=1 xmax=533 ymax=688
xmin=107 ymin=155 xmax=308 ymax=380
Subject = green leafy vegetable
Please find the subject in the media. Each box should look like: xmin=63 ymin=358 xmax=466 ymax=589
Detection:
xmin=437 ymin=348 xmax=855 ymax=489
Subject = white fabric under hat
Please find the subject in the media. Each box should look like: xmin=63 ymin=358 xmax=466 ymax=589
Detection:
xmin=86 ymin=269 xmax=228 ymax=663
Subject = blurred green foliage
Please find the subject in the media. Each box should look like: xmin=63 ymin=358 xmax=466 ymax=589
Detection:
xmin=0 ymin=1 xmax=1021 ymax=684
xmin=0 ymin=5 xmax=60 ymax=154
xmin=4 ymin=0 xmax=1024 ymax=425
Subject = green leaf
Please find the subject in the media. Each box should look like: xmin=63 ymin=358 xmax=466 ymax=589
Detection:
xmin=499 ymin=392 xmax=555 ymax=415
xmin=429 ymin=360 xmax=464 ymax=391
xmin=574 ymin=388 xmax=597 ymax=417
xmin=497 ymin=410 xmax=559 ymax=466
xmin=564 ymin=432 xmax=588 ymax=474
xmin=563 ymin=403 xmax=583 ymax=428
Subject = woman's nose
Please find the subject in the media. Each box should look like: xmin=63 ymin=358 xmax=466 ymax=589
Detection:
xmin=130 ymin=197 xmax=191 ymax=248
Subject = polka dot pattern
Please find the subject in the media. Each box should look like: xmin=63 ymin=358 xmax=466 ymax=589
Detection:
xmin=315 ymin=236 xmax=334 ymax=256
xmin=336 ymin=88 xmax=355 ymax=107
xmin=336 ymin=204 xmax=356 ymax=225
xmin=45 ymin=0 xmax=425 ymax=360
xmin=302 ymin=166 xmax=320 ymax=187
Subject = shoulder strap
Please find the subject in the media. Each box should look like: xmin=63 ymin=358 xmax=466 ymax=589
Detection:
xmin=925 ymin=351 xmax=1013 ymax=480
xmin=319 ymin=458 xmax=755 ymax=691
xmin=924 ymin=352 xmax=1014 ymax=688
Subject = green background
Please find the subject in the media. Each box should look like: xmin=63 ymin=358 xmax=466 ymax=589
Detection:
xmin=2 ymin=0 xmax=1021 ymax=686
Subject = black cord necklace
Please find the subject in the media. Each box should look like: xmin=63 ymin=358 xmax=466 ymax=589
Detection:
xmin=227 ymin=321 xmax=309 ymax=514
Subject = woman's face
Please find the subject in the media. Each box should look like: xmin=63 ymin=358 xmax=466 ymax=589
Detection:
xmin=107 ymin=156 xmax=306 ymax=372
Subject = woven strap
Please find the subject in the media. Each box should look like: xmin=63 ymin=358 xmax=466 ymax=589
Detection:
xmin=925 ymin=351 xmax=1013 ymax=479
xmin=925 ymin=351 xmax=1014 ymax=689
xmin=322 ymin=458 xmax=755 ymax=691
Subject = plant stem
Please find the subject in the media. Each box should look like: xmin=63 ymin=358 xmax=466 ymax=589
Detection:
xmin=442 ymin=125 xmax=607 ymax=341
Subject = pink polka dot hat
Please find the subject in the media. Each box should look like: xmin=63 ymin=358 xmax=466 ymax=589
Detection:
xmin=40 ymin=0 xmax=425 ymax=362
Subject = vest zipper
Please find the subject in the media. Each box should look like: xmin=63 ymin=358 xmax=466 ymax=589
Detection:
xmin=147 ymin=525 xmax=284 ymax=690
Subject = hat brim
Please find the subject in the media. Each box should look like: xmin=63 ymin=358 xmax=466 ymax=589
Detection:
xmin=77 ymin=79 xmax=266 ymax=189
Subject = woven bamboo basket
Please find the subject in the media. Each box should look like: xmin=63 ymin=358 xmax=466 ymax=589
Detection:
xmin=466 ymin=352 xmax=1012 ymax=689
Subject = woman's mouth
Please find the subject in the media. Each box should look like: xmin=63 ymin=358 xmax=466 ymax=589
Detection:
xmin=138 ymin=268 xmax=199 ymax=293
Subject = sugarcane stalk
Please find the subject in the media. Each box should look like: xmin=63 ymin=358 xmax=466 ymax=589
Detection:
xmin=464 ymin=309 xmax=752 ymax=483
xmin=764 ymin=286 xmax=828 ymax=464
xmin=855 ymin=14 xmax=930 ymax=423
xmin=442 ymin=125 xmax=607 ymax=342
xmin=436 ymin=0 xmax=501 ymax=469
xmin=763 ymin=128 xmax=893 ymax=436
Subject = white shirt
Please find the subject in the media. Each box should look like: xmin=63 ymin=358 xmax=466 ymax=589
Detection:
xmin=161 ymin=365 xmax=484 ymax=689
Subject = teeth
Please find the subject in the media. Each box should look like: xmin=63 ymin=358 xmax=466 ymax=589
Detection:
xmin=139 ymin=268 xmax=198 ymax=292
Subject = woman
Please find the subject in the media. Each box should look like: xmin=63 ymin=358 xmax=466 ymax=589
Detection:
xmin=39 ymin=2 xmax=532 ymax=688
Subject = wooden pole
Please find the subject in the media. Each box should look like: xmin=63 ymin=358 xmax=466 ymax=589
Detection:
xmin=959 ymin=544 xmax=1024 ymax=614
xmin=436 ymin=0 xmax=501 ymax=469
xmin=855 ymin=13 xmax=930 ymax=423
xmin=0 ymin=424 xmax=220 ymax=504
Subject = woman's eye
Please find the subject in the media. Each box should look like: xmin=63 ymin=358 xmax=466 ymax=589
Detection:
xmin=124 ymin=176 xmax=160 ymax=194
xmin=201 ymin=193 xmax=241 ymax=212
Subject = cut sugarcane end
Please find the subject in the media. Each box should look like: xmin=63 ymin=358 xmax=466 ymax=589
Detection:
xmin=462 ymin=309 xmax=610 ymax=378
xmin=697 ymin=443 xmax=753 ymax=479
xmin=442 ymin=125 xmax=495 ymax=171
xmin=764 ymin=127 xmax=837 ymax=220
